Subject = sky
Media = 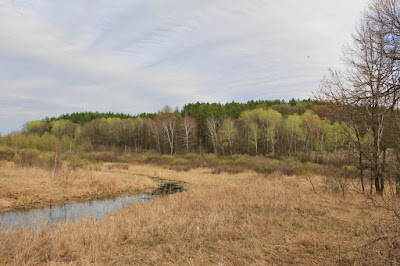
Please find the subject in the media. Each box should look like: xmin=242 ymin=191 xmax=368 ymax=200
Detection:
xmin=0 ymin=0 xmax=368 ymax=134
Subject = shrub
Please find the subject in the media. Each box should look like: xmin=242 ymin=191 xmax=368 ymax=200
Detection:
xmin=97 ymin=152 xmax=116 ymax=162
xmin=37 ymin=152 xmax=62 ymax=172
xmin=161 ymin=155 xmax=174 ymax=165
xmin=0 ymin=146 xmax=14 ymax=161
xmin=170 ymin=158 xmax=190 ymax=165
xmin=232 ymin=154 xmax=251 ymax=165
xmin=203 ymin=153 xmax=218 ymax=166
xmin=117 ymin=154 xmax=134 ymax=163
xmin=82 ymin=152 xmax=116 ymax=162
xmin=137 ymin=153 xmax=163 ymax=165
xmin=67 ymin=155 xmax=90 ymax=169
xmin=14 ymin=148 xmax=41 ymax=167
xmin=182 ymin=153 xmax=201 ymax=161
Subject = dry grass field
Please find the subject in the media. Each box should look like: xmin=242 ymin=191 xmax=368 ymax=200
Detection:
xmin=0 ymin=162 xmax=399 ymax=264
xmin=0 ymin=162 xmax=157 ymax=211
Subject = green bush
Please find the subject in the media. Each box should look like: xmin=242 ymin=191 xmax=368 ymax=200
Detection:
xmin=14 ymin=148 xmax=41 ymax=167
xmin=82 ymin=152 xmax=116 ymax=162
xmin=67 ymin=155 xmax=90 ymax=169
xmin=141 ymin=153 xmax=163 ymax=164
xmin=37 ymin=152 xmax=62 ymax=171
xmin=161 ymin=155 xmax=174 ymax=165
xmin=170 ymin=158 xmax=190 ymax=165
xmin=203 ymin=153 xmax=218 ymax=166
xmin=117 ymin=154 xmax=134 ymax=163
xmin=182 ymin=153 xmax=201 ymax=161
xmin=232 ymin=154 xmax=251 ymax=164
xmin=0 ymin=146 xmax=14 ymax=161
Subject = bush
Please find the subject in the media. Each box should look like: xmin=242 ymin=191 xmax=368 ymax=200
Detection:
xmin=14 ymin=149 xmax=40 ymax=167
xmin=0 ymin=146 xmax=14 ymax=161
xmin=67 ymin=155 xmax=90 ymax=169
xmin=161 ymin=155 xmax=174 ymax=165
xmin=37 ymin=152 xmax=62 ymax=172
xmin=117 ymin=154 xmax=134 ymax=163
xmin=232 ymin=154 xmax=251 ymax=164
xmin=182 ymin=153 xmax=201 ymax=161
xmin=203 ymin=153 xmax=218 ymax=166
xmin=142 ymin=153 xmax=163 ymax=165
xmin=170 ymin=158 xmax=190 ymax=165
xmin=82 ymin=152 xmax=116 ymax=162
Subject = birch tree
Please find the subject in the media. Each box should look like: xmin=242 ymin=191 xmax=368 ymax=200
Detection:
xmin=179 ymin=114 xmax=198 ymax=153
xmin=219 ymin=117 xmax=238 ymax=156
xmin=206 ymin=116 xmax=219 ymax=154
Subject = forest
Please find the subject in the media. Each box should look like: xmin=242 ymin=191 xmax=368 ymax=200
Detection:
xmin=0 ymin=99 xmax=333 ymax=160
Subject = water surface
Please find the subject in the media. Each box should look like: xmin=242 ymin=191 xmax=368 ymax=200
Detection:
xmin=0 ymin=193 xmax=153 ymax=229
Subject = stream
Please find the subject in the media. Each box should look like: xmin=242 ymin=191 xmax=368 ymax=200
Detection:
xmin=0 ymin=181 xmax=185 ymax=229
xmin=0 ymin=193 xmax=153 ymax=229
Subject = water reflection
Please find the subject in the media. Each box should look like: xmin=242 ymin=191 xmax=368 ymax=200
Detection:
xmin=0 ymin=193 xmax=153 ymax=229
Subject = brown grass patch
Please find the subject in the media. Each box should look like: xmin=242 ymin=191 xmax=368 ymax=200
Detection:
xmin=0 ymin=162 xmax=157 ymax=211
xmin=0 ymin=163 xmax=398 ymax=264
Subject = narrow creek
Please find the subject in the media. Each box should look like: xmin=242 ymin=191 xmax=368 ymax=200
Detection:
xmin=0 ymin=193 xmax=153 ymax=229
xmin=0 ymin=182 xmax=185 ymax=229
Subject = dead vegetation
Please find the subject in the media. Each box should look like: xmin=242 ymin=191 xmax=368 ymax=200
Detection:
xmin=0 ymin=162 xmax=157 ymax=211
xmin=0 ymin=163 xmax=399 ymax=264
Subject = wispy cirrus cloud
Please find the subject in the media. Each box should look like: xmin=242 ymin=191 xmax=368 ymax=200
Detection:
xmin=0 ymin=0 xmax=367 ymax=134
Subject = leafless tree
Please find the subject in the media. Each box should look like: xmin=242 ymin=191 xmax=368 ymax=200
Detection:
xmin=179 ymin=114 xmax=198 ymax=153
xmin=206 ymin=116 xmax=219 ymax=154
xmin=318 ymin=0 xmax=400 ymax=194
xmin=159 ymin=106 xmax=181 ymax=154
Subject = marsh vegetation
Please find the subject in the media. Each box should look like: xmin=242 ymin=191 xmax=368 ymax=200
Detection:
xmin=0 ymin=161 xmax=399 ymax=264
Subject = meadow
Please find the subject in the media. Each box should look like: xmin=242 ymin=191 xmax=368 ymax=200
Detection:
xmin=0 ymin=156 xmax=399 ymax=265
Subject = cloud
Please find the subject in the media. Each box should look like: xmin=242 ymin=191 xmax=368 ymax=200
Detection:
xmin=0 ymin=0 xmax=368 ymax=134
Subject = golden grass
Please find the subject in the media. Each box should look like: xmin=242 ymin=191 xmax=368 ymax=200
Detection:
xmin=0 ymin=162 xmax=157 ymax=211
xmin=0 ymin=163 xmax=398 ymax=264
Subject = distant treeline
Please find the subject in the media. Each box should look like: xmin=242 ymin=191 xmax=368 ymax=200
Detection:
xmin=0 ymin=98 xmax=351 ymax=162
xmin=44 ymin=98 xmax=310 ymax=124
xmin=45 ymin=111 xmax=156 ymax=125
xmin=41 ymin=98 xmax=313 ymax=136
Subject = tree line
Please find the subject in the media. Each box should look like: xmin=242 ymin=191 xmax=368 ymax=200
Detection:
xmin=1 ymin=101 xmax=346 ymax=160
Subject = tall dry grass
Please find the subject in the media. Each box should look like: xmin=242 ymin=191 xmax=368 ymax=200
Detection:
xmin=0 ymin=164 xmax=397 ymax=264
xmin=0 ymin=162 xmax=157 ymax=211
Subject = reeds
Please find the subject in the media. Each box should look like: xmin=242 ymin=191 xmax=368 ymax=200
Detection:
xmin=0 ymin=162 xmax=157 ymax=210
xmin=0 ymin=163 xmax=397 ymax=264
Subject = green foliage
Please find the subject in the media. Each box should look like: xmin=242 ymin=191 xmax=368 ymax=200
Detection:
xmin=37 ymin=152 xmax=62 ymax=172
xmin=14 ymin=149 xmax=41 ymax=167
xmin=0 ymin=146 xmax=14 ymax=161
xmin=232 ymin=154 xmax=252 ymax=164
xmin=50 ymin=111 xmax=140 ymax=125
xmin=3 ymin=98 xmax=344 ymax=164
xmin=66 ymin=155 xmax=90 ymax=169
xmin=82 ymin=152 xmax=116 ymax=162
xmin=117 ymin=154 xmax=135 ymax=163
xmin=219 ymin=118 xmax=238 ymax=155
xmin=25 ymin=120 xmax=50 ymax=136
xmin=170 ymin=158 xmax=190 ymax=165
xmin=161 ymin=155 xmax=174 ymax=164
